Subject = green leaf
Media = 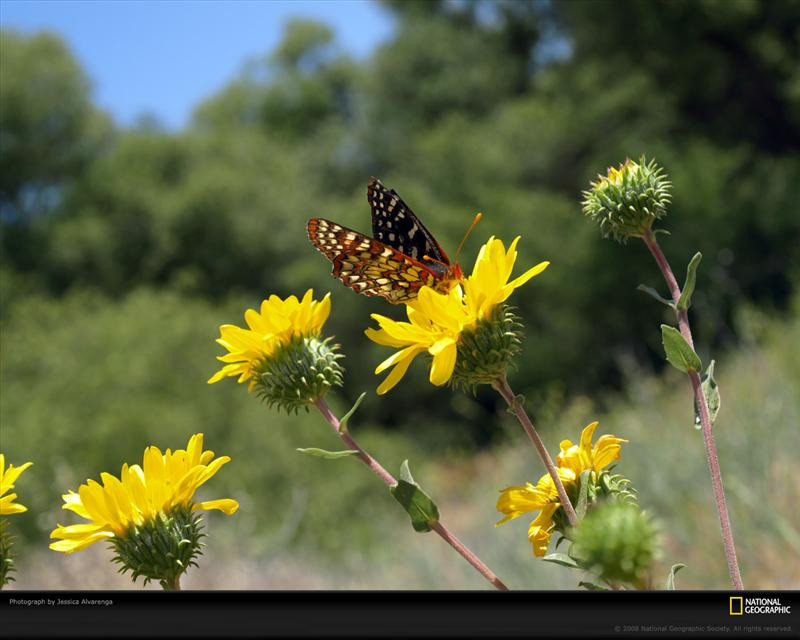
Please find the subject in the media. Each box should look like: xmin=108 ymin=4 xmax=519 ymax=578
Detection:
xmin=542 ymin=553 xmax=579 ymax=569
xmin=661 ymin=325 xmax=701 ymax=373
xmin=677 ymin=252 xmax=702 ymax=311
xmin=398 ymin=459 xmax=416 ymax=484
xmin=665 ymin=563 xmax=686 ymax=590
xmin=505 ymin=394 xmax=525 ymax=416
xmin=579 ymin=581 xmax=609 ymax=590
xmin=694 ymin=360 xmax=720 ymax=430
xmin=390 ymin=460 xmax=440 ymax=533
xmin=296 ymin=447 xmax=359 ymax=459
xmin=338 ymin=391 xmax=366 ymax=433
xmin=637 ymin=284 xmax=676 ymax=309
xmin=576 ymin=470 xmax=592 ymax=520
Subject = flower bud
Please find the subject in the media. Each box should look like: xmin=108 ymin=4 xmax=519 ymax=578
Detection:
xmin=450 ymin=304 xmax=521 ymax=392
xmin=581 ymin=157 xmax=672 ymax=242
xmin=111 ymin=505 xmax=204 ymax=590
xmin=572 ymin=501 xmax=659 ymax=587
xmin=255 ymin=335 xmax=344 ymax=414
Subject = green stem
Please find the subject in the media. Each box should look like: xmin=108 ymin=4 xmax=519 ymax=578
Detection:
xmin=162 ymin=574 xmax=181 ymax=591
xmin=493 ymin=375 xmax=579 ymax=528
xmin=314 ymin=397 xmax=509 ymax=591
xmin=642 ymin=229 xmax=743 ymax=590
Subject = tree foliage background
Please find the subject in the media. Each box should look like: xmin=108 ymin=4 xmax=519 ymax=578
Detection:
xmin=2 ymin=0 xmax=799 ymax=588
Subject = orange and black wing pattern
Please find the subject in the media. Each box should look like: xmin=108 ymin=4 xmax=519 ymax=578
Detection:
xmin=367 ymin=177 xmax=450 ymax=276
xmin=306 ymin=218 xmax=443 ymax=304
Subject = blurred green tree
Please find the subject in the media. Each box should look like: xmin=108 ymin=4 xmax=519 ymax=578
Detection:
xmin=1 ymin=0 xmax=798 ymax=448
xmin=0 ymin=31 xmax=111 ymax=290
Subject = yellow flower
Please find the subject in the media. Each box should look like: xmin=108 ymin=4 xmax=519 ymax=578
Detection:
xmin=556 ymin=421 xmax=628 ymax=478
xmin=496 ymin=422 xmax=627 ymax=557
xmin=365 ymin=236 xmax=548 ymax=394
xmin=50 ymin=433 xmax=238 ymax=554
xmin=366 ymin=286 xmax=471 ymax=395
xmin=0 ymin=455 xmax=33 ymax=515
xmin=463 ymin=236 xmax=549 ymax=321
xmin=495 ymin=468 xmax=575 ymax=557
xmin=601 ymin=160 xmax=631 ymax=187
xmin=208 ymin=289 xmax=331 ymax=389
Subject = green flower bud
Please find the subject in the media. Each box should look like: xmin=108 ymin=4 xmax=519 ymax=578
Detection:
xmin=450 ymin=304 xmax=522 ymax=392
xmin=0 ymin=519 xmax=16 ymax=587
xmin=110 ymin=504 xmax=204 ymax=590
xmin=255 ymin=335 xmax=344 ymax=414
xmin=572 ymin=501 xmax=659 ymax=588
xmin=582 ymin=156 xmax=672 ymax=242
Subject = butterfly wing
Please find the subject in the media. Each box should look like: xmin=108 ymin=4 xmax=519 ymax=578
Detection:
xmin=307 ymin=218 xmax=442 ymax=303
xmin=367 ymin=177 xmax=450 ymax=276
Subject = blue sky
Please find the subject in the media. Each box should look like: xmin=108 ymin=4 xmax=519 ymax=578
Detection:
xmin=1 ymin=0 xmax=394 ymax=130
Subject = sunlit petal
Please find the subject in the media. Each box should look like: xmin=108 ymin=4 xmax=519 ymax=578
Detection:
xmin=429 ymin=339 xmax=457 ymax=386
xmin=210 ymin=291 xmax=333 ymax=388
xmin=50 ymin=434 xmax=237 ymax=557
xmin=0 ymin=457 xmax=32 ymax=515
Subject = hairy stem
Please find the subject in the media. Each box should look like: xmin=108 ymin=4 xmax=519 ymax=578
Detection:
xmin=162 ymin=575 xmax=181 ymax=591
xmin=493 ymin=375 xmax=579 ymax=528
xmin=642 ymin=229 xmax=743 ymax=590
xmin=313 ymin=397 xmax=509 ymax=591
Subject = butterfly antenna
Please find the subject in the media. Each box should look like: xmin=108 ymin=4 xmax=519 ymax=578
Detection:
xmin=454 ymin=212 xmax=482 ymax=264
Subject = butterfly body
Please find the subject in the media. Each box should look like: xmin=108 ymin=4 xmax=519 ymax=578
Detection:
xmin=307 ymin=178 xmax=463 ymax=303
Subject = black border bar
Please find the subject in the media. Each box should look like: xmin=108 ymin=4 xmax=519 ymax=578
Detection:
xmin=2 ymin=590 xmax=798 ymax=638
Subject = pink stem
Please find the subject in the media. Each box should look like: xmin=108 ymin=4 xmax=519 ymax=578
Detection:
xmin=641 ymin=229 xmax=744 ymax=590
xmin=493 ymin=376 xmax=579 ymax=528
xmin=313 ymin=398 xmax=509 ymax=591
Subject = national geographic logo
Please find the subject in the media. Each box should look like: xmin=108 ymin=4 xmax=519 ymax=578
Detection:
xmin=730 ymin=596 xmax=792 ymax=615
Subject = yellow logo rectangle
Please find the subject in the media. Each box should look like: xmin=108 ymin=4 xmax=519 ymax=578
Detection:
xmin=730 ymin=596 xmax=743 ymax=615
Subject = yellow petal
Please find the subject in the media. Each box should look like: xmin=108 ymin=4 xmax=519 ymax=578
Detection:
xmin=60 ymin=490 xmax=91 ymax=518
xmin=311 ymin=293 xmax=332 ymax=332
xmin=580 ymin=421 xmax=599 ymax=452
xmin=364 ymin=326 xmax=408 ymax=349
xmin=528 ymin=503 xmax=558 ymax=557
xmin=192 ymin=456 xmax=231 ymax=490
xmin=375 ymin=344 xmax=424 ymax=375
xmin=428 ymin=338 xmax=457 ymax=386
xmin=376 ymin=347 xmax=423 ymax=395
xmin=495 ymin=483 xmax=552 ymax=524
xmin=0 ymin=460 xmax=33 ymax=489
xmin=49 ymin=525 xmax=115 ymax=554
xmin=186 ymin=434 xmax=204 ymax=466
xmin=592 ymin=434 xmax=628 ymax=471
xmin=122 ymin=464 xmax=149 ymax=515
xmin=207 ymin=368 xmax=231 ymax=384
xmin=0 ymin=495 xmax=27 ymax=514
xmin=194 ymin=498 xmax=239 ymax=515
xmin=78 ymin=480 xmax=114 ymax=525
xmin=505 ymin=260 xmax=550 ymax=292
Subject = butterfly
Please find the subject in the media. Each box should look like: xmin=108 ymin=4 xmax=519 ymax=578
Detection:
xmin=307 ymin=177 xmax=474 ymax=304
